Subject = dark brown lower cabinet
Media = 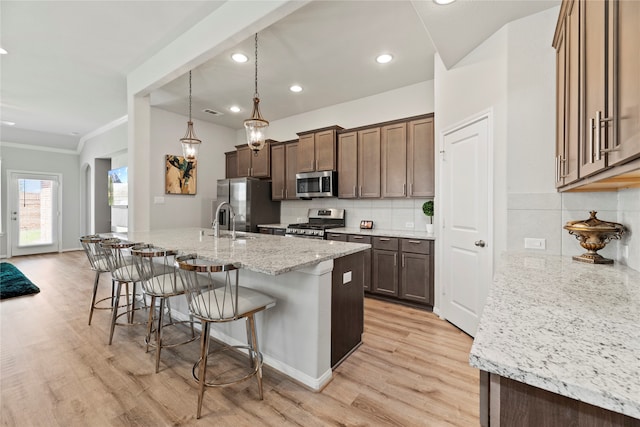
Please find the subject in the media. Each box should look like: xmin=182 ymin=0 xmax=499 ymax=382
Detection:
xmin=331 ymin=251 xmax=364 ymax=368
xmin=480 ymin=371 xmax=640 ymax=427
xmin=328 ymin=233 xmax=433 ymax=308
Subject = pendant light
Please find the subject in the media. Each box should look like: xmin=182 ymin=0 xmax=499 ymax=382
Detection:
xmin=243 ymin=33 xmax=269 ymax=154
xmin=180 ymin=70 xmax=201 ymax=160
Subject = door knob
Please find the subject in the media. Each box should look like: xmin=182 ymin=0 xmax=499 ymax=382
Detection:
xmin=474 ymin=240 xmax=486 ymax=247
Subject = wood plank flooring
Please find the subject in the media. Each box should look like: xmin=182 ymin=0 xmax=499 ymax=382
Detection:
xmin=1 ymin=252 xmax=479 ymax=426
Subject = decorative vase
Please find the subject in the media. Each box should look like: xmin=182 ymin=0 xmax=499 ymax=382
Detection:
xmin=564 ymin=211 xmax=625 ymax=264
xmin=426 ymin=224 xmax=434 ymax=234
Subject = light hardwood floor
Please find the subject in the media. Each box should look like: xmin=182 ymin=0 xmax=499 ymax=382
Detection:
xmin=1 ymin=251 xmax=479 ymax=426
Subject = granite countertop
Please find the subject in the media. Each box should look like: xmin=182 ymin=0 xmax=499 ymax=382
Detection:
xmin=327 ymin=227 xmax=435 ymax=240
xmin=110 ymin=227 xmax=369 ymax=276
xmin=469 ymin=252 xmax=640 ymax=419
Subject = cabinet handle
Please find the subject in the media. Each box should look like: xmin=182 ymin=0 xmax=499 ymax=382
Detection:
xmin=316 ymin=159 xmax=318 ymax=171
xmin=285 ymin=189 xmax=288 ymax=199
xmin=403 ymin=183 xmax=406 ymax=195
xmin=379 ymin=238 xmax=391 ymax=241
xmin=352 ymin=236 xmax=364 ymax=240
xmin=408 ymin=240 xmax=421 ymax=244
xmin=281 ymin=189 xmax=284 ymax=198
xmin=248 ymin=168 xmax=251 ymax=176
xmin=402 ymin=254 xmax=405 ymax=268
xmin=394 ymin=253 xmax=397 ymax=266
xmin=555 ymin=156 xmax=560 ymax=182
xmin=359 ymin=186 xmax=362 ymax=197
xmin=589 ymin=118 xmax=595 ymax=164
xmin=596 ymin=110 xmax=614 ymax=159
xmin=409 ymin=183 xmax=413 ymax=196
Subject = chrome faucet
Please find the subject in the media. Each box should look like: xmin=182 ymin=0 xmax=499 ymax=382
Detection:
xmin=212 ymin=201 xmax=236 ymax=239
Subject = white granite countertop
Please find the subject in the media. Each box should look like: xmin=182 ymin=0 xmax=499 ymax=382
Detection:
xmin=110 ymin=227 xmax=369 ymax=276
xmin=469 ymin=252 xmax=640 ymax=419
xmin=326 ymin=227 xmax=435 ymax=240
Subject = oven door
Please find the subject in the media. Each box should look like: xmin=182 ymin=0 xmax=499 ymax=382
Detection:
xmin=285 ymin=232 xmax=325 ymax=240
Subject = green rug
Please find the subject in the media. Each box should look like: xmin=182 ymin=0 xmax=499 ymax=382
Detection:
xmin=0 ymin=263 xmax=40 ymax=300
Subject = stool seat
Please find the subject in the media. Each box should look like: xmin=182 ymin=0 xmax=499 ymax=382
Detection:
xmin=190 ymin=287 xmax=275 ymax=320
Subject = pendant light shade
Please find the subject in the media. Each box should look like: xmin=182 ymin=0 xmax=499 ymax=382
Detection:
xmin=180 ymin=71 xmax=201 ymax=160
xmin=244 ymin=33 xmax=269 ymax=153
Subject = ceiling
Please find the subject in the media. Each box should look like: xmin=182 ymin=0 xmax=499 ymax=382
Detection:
xmin=0 ymin=0 xmax=559 ymax=152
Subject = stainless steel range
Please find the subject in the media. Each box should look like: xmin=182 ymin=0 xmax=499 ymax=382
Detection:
xmin=285 ymin=208 xmax=346 ymax=240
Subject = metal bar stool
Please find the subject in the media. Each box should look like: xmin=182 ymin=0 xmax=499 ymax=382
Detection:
xmin=100 ymin=239 xmax=146 ymax=345
xmin=132 ymin=245 xmax=198 ymax=373
xmin=176 ymin=254 xmax=276 ymax=419
xmin=80 ymin=235 xmax=115 ymax=325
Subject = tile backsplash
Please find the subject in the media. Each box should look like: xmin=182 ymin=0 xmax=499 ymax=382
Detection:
xmin=507 ymin=188 xmax=639 ymax=272
xmin=281 ymin=198 xmax=433 ymax=231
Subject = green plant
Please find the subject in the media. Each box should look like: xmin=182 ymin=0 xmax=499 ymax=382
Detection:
xmin=422 ymin=200 xmax=434 ymax=217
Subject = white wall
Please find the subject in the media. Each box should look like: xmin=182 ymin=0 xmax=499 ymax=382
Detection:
xmin=149 ymin=108 xmax=237 ymax=229
xmin=0 ymin=144 xmax=80 ymax=256
xmin=434 ymin=26 xmax=509 ymax=263
xmin=236 ymin=80 xmax=435 ymax=144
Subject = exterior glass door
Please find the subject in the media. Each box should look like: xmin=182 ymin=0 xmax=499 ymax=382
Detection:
xmin=9 ymin=172 xmax=60 ymax=256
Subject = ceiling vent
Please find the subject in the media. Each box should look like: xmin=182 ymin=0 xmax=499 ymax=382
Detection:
xmin=203 ymin=108 xmax=223 ymax=116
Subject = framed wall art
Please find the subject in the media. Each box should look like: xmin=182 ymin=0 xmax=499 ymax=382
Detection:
xmin=165 ymin=155 xmax=197 ymax=195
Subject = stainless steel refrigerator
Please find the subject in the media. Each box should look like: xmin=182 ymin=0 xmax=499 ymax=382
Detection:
xmin=214 ymin=178 xmax=280 ymax=232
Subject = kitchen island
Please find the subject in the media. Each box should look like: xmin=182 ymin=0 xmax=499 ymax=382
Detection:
xmin=111 ymin=228 xmax=370 ymax=390
xmin=470 ymin=253 xmax=640 ymax=425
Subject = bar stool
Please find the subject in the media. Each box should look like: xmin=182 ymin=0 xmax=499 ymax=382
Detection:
xmin=131 ymin=245 xmax=198 ymax=373
xmin=100 ymin=239 xmax=146 ymax=345
xmin=176 ymin=255 xmax=276 ymax=419
xmin=79 ymin=235 xmax=114 ymax=325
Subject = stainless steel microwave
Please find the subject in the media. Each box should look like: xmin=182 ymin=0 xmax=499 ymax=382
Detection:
xmin=296 ymin=171 xmax=337 ymax=198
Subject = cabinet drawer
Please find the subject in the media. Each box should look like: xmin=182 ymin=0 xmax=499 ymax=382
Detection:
xmin=258 ymin=227 xmax=273 ymax=235
xmin=373 ymin=236 xmax=399 ymax=251
xmin=326 ymin=233 xmax=348 ymax=242
xmin=348 ymin=234 xmax=372 ymax=244
xmin=273 ymin=228 xmax=286 ymax=236
xmin=401 ymin=239 xmax=431 ymax=255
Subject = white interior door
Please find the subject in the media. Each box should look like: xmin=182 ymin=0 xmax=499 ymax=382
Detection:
xmin=8 ymin=171 xmax=61 ymax=257
xmin=440 ymin=114 xmax=492 ymax=337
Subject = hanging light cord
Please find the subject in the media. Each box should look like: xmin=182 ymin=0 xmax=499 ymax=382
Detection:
xmin=188 ymin=70 xmax=193 ymax=121
xmin=254 ymin=33 xmax=259 ymax=98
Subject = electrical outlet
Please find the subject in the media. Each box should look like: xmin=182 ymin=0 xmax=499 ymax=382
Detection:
xmin=405 ymin=222 xmax=414 ymax=228
xmin=524 ymin=238 xmax=546 ymax=250
xmin=343 ymin=271 xmax=352 ymax=284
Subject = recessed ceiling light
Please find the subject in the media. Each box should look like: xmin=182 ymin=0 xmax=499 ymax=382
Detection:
xmin=0 ymin=48 xmax=7 ymax=55
xmin=229 ymin=106 xmax=241 ymax=113
xmin=289 ymin=85 xmax=303 ymax=93
xmin=376 ymin=54 xmax=393 ymax=64
xmin=231 ymin=53 xmax=248 ymax=63
xmin=433 ymin=0 xmax=456 ymax=4
xmin=1 ymin=120 xmax=16 ymax=126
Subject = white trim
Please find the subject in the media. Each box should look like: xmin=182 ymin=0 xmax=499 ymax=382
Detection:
xmin=76 ymin=115 xmax=128 ymax=153
xmin=0 ymin=141 xmax=77 ymax=155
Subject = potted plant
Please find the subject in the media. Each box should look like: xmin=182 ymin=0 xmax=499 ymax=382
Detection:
xmin=422 ymin=200 xmax=434 ymax=234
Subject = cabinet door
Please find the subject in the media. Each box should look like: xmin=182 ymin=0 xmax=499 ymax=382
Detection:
xmin=326 ymin=233 xmax=348 ymax=242
xmin=555 ymin=22 xmax=567 ymax=188
xmin=225 ymin=151 xmax=238 ymax=179
xmin=563 ymin=0 xmax=580 ymax=184
xmin=338 ymin=132 xmax=358 ymax=198
xmin=580 ymin=0 xmax=609 ymax=177
xmin=381 ymin=123 xmax=407 ymax=197
xmin=297 ymin=133 xmax=315 ymax=173
xmin=271 ymin=144 xmax=285 ymax=200
xmin=358 ymin=127 xmax=381 ymax=198
xmin=315 ymin=129 xmax=337 ymax=171
xmin=250 ymin=142 xmax=271 ymax=178
xmin=407 ymin=118 xmax=434 ymax=197
xmin=237 ymin=146 xmax=251 ymax=177
xmin=372 ymin=249 xmax=398 ymax=296
xmin=285 ymin=143 xmax=298 ymax=200
xmin=348 ymin=235 xmax=372 ymax=292
xmin=400 ymin=252 xmax=433 ymax=305
xmin=609 ymin=0 xmax=640 ymax=166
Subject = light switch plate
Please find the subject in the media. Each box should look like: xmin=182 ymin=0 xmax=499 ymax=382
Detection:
xmin=524 ymin=238 xmax=546 ymax=250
